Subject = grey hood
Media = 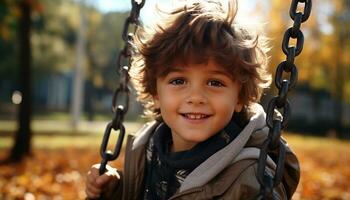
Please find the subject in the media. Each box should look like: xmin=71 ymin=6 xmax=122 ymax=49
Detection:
xmin=179 ymin=103 xmax=274 ymax=192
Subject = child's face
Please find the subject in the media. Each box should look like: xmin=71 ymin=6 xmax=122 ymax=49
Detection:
xmin=154 ymin=59 xmax=243 ymax=152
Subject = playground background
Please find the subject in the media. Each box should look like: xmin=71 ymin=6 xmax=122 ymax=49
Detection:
xmin=1 ymin=0 xmax=350 ymax=199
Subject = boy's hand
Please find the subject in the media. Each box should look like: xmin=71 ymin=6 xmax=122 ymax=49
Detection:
xmin=85 ymin=164 xmax=120 ymax=199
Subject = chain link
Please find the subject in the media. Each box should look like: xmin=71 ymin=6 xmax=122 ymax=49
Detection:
xmin=98 ymin=0 xmax=145 ymax=177
xmin=256 ymin=0 xmax=312 ymax=199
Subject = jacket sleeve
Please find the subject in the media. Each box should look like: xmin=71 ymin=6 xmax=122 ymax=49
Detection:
xmin=222 ymin=162 xmax=288 ymax=200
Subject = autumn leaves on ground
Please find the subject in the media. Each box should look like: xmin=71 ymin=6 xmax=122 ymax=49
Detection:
xmin=0 ymin=123 xmax=350 ymax=200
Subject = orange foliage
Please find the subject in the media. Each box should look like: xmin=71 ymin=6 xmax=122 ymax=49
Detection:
xmin=0 ymin=148 xmax=124 ymax=200
xmin=0 ymin=141 xmax=349 ymax=200
xmin=292 ymin=144 xmax=350 ymax=200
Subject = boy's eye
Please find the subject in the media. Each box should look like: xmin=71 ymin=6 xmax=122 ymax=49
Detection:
xmin=208 ymin=80 xmax=224 ymax=87
xmin=169 ymin=78 xmax=186 ymax=85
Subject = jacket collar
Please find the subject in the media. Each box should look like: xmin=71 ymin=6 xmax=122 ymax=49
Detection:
xmin=179 ymin=103 xmax=268 ymax=192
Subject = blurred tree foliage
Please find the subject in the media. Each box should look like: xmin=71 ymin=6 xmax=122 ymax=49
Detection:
xmin=31 ymin=0 xmax=78 ymax=77
xmin=328 ymin=0 xmax=350 ymax=134
xmin=1 ymin=0 xmax=349 ymax=127
xmin=0 ymin=0 xmax=128 ymax=91
xmin=263 ymin=0 xmax=350 ymax=135
xmin=0 ymin=0 xmax=21 ymax=80
xmin=265 ymin=0 xmax=350 ymax=101
xmin=85 ymin=11 xmax=129 ymax=91
xmin=0 ymin=0 xmax=130 ymax=161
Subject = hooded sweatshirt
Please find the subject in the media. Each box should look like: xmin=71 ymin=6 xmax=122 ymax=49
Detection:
xmin=143 ymin=116 xmax=243 ymax=199
xmin=105 ymin=103 xmax=300 ymax=200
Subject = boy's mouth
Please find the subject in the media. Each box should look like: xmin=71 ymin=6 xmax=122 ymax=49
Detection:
xmin=181 ymin=113 xmax=210 ymax=119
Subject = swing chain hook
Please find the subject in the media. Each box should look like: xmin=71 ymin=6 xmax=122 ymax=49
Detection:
xmin=98 ymin=0 xmax=145 ymax=179
xmin=257 ymin=0 xmax=312 ymax=199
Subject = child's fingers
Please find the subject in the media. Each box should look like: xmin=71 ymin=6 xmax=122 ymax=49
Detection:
xmin=90 ymin=164 xmax=101 ymax=175
xmin=96 ymin=165 xmax=120 ymax=186
xmin=85 ymin=164 xmax=120 ymax=198
xmin=85 ymin=164 xmax=104 ymax=198
xmin=85 ymin=190 xmax=99 ymax=199
xmin=85 ymin=182 xmax=102 ymax=199
xmin=87 ymin=166 xmax=100 ymax=186
xmin=95 ymin=173 xmax=112 ymax=187
xmin=86 ymin=174 xmax=113 ymax=199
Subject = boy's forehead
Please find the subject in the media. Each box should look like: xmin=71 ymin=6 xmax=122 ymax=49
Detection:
xmin=164 ymin=59 xmax=208 ymax=72
xmin=169 ymin=57 xmax=212 ymax=69
xmin=160 ymin=59 xmax=234 ymax=77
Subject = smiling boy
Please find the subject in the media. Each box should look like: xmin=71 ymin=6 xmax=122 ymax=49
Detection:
xmin=154 ymin=60 xmax=243 ymax=152
xmin=86 ymin=0 xmax=300 ymax=199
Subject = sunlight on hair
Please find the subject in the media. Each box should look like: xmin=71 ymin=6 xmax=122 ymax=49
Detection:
xmin=141 ymin=0 xmax=266 ymax=27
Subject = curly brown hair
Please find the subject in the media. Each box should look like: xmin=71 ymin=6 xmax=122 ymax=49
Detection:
xmin=130 ymin=0 xmax=271 ymax=118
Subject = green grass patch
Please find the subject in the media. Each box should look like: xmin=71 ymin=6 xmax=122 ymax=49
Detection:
xmin=284 ymin=132 xmax=350 ymax=151
xmin=0 ymin=120 xmax=143 ymax=149
xmin=0 ymin=137 xmax=12 ymax=149
xmin=2 ymin=120 xmax=348 ymax=152
xmin=0 ymin=120 xmax=143 ymax=135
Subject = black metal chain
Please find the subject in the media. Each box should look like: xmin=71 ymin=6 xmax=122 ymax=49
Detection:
xmin=98 ymin=0 xmax=145 ymax=176
xmin=256 ymin=0 xmax=312 ymax=199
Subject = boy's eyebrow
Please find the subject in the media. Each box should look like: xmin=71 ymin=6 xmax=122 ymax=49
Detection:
xmin=168 ymin=66 xmax=186 ymax=72
xmin=164 ymin=68 xmax=232 ymax=77
xmin=207 ymin=70 xmax=234 ymax=79
xmin=161 ymin=67 xmax=186 ymax=76
xmin=208 ymin=70 xmax=230 ymax=76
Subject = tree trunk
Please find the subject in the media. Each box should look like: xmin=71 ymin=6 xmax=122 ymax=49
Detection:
xmin=70 ymin=1 xmax=87 ymax=130
xmin=333 ymin=34 xmax=345 ymax=138
xmin=334 ymin=64 xmax=344 ymax=138
xmin=9 ymin=0 xmax=32 ymax=162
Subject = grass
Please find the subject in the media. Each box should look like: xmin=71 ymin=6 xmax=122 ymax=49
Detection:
xmin=2 ymin=120 xmax=349 ymax=150
xmin=0 ymin=120 xmax=143 ymax=149
xmin=284 ymin=132 xmax=350 ymax=152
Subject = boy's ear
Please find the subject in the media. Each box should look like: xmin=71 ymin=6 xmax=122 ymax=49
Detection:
xmin=234 ymin=102 xmax=243 ymax=112
xmin=153 ymin=95 xmax=160 ymax=108
xmin=235 ymin=84 xmax=243 ymax=112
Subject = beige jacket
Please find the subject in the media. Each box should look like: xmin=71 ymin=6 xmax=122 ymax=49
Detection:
xmin=106 ymin=104 xmax=300 ymax=200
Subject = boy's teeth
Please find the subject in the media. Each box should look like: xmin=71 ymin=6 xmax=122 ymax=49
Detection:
xmin=185 ymin=113 xmax=207 ymax=119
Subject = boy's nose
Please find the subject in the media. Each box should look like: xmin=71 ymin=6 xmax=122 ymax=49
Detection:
xmin=186 ymin=87 xmax=207 ymax=105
